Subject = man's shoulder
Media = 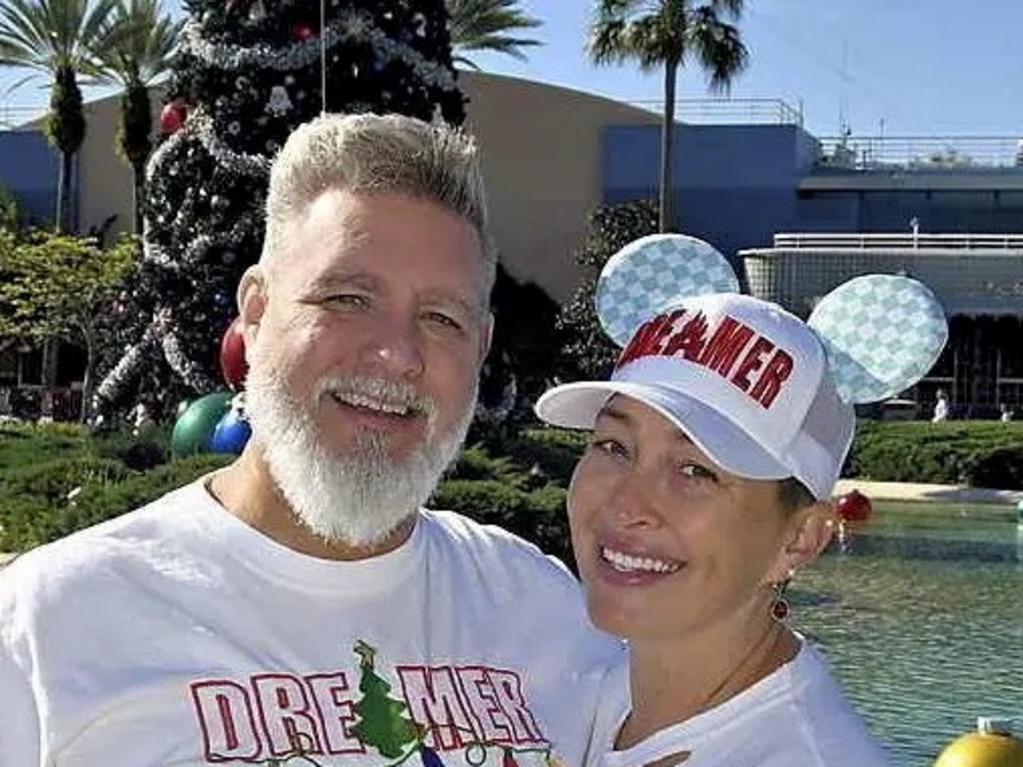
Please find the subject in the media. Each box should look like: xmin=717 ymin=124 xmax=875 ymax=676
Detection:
xmin=0 ymin=480 xmax=203 ymax=602
xmin=421 ymin=508 xmax=572 ymax=573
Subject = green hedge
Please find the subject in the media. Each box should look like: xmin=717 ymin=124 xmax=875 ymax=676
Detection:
xmin=6 ymin=419 xmax=1023 ymax=557
xmin=847 ymin=420 xmax=1023 ymax=487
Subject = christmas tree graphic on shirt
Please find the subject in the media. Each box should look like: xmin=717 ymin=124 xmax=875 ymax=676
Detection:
xmin=189 ymin=640 xmax=566 ymax=767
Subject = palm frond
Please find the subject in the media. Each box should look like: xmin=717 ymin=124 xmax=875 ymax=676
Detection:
xmin=446 ymin=0 xmax=542 ymax=62
xmin=91 ymin=0 xmax=181 ymax=86
xmin=687 ymin=6 xmax=748 ymax=92
xmin=0 ymin=0 xmax=115 ymax=75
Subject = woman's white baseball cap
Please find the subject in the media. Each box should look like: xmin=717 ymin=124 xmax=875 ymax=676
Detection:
xmin=535 ymin=292 xmax=854 ymax=500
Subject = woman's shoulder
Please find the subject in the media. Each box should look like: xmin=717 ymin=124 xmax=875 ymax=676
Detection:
xmin=777 ymin=641 xmax=893 ymax=766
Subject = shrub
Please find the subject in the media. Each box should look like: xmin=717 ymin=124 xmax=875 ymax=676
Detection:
xmin=555 ymin=199 xmax=659 ymax=381
xmin=968 ymin=446 xmax=1023 ymax=490
xmin=846 ymin=420 xmax=1023 ymax=486
xmin=432 ymin=479 xmax=572 ymax=566
xmin=0 ymin=446 xmax=229 ymax=551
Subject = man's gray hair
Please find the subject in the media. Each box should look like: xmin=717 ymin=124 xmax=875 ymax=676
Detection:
xmin=261 ymin=112 xmax=496 ymax=299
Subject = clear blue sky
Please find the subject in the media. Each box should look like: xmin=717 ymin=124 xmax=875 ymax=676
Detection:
xmin=3 ymin=0 xmax=1022 ymax=138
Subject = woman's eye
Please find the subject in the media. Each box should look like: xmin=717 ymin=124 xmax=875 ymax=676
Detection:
xmin=590 ymin=437 xmax=627 ymax=458
xmin=678 ymin=463 xmax=717 ymax=482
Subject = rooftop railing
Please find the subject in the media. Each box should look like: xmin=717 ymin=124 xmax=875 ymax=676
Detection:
xmin=626 ymin=97 xmax=803 ymax=126
xmin=0 ymin=105 xmax=45 ymax=130
xmin=771 ymin=232 xmax=1023 ymax=251
xmin=815 ymin=135 xmax=1023 ymax=171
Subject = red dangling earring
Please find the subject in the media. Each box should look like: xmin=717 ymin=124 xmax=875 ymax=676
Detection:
xmin=771 ymin=578 xmax=791 ymax=620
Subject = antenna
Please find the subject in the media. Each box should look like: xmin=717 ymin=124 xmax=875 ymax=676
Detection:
xmin=838 ymin=38 xmax=849 ymax=134
xmin=320 ymin=0 xmax=327 ymax=115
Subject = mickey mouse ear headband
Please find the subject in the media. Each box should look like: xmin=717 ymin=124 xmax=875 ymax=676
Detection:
xmin=592 ymin=234 xmax=947 ymax=404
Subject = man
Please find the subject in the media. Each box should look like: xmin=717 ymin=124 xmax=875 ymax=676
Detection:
xmin=0 ymin=113 xmax=619 ymax=767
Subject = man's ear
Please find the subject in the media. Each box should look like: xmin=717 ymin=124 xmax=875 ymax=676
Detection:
xmin=237 ymin=266 xmax=267 ymax=346
xmin=762 ymin=502 xmax=837 ymax=585
xmin=478 ymin=311 xmax=494 ymax=362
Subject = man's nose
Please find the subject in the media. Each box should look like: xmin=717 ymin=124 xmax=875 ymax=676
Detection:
xmin=360 ymin=313 xmax=426 ymax=378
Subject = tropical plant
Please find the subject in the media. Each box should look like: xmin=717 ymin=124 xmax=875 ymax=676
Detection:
xmin=0 ymin=0 xmax=119 ymax=233
xmin=93 ymin=0 xmax=181 ymax=235
xmin=446 ymin=0 xmax=542 ymax=69
xmin=0 ymin=183 xmax=21 ymax=232
xmin=588 ymin=0 xmax=748 ymax=232
xmin=0 ymin=230 xmax=138 ymax=421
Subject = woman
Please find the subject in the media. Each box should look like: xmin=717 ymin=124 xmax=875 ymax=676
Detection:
xmin=535 ymin=291 xmax=902 ymax=767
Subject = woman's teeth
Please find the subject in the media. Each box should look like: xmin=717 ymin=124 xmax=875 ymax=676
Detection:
xmin=601 ymin=546 xmax=681 ymax=574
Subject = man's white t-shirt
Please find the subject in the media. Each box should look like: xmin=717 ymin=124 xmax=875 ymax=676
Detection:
xmin=0 ymin=480 xmax=622 ymax=767
xmin=590 ymin=641 xmax=892 ymax=767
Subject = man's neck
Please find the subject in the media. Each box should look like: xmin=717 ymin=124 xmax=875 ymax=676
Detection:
xmin=207 ymin=447 xmax=416 ymax=561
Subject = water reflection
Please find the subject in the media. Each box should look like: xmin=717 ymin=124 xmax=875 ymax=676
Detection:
xmin=794 ymin=506 xmax=1023 ymax=767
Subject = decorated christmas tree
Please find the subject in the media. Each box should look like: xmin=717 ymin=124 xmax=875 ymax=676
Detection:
xmin=97 ymin=0 xmax=465 ymax=416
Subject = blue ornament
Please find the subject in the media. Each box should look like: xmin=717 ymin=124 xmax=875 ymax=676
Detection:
xmin=210 ymin=407 xmax=252 ymax=454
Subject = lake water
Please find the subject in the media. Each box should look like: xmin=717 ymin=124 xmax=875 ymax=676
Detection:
xmin=795 ymin=500 xmax=1023 ymax=766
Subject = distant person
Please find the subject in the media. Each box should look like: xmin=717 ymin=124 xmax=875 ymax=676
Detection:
xmin=933 ymin=389 xmax=949 ymax=422
xmin=1001 ymin=403 xmax=1014 ymax=423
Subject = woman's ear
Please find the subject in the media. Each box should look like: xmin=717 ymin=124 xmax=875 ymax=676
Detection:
xmin=762 ymin=502 xmax=837 ymax=585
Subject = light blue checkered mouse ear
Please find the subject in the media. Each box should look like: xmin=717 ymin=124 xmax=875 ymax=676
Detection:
xmin=595 ymin=234 xmax=739 ymax=347
xmin=808 ymin=275 xmax=948 ymax=404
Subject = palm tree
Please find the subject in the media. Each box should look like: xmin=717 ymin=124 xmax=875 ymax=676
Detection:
xmin=94 ymin=0 xmax=181 ymax=235
xmin=446 ymin=0 xmax=542 ymax=69
xmin=588 ymin=0 xmax=748 ymax=232
xmin=0 ymin=0 xmax=118 ymax=233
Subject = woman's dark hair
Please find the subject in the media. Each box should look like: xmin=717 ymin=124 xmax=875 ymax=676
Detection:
xmin=778 ymin=477 xmax=816 ymax=513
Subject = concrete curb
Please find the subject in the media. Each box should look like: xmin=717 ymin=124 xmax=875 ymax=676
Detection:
xmin=835 ymin=478 xmax=1023 ymax=505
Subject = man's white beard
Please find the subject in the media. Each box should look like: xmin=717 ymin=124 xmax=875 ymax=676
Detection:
xmin=244 ymin=355 xmax=475 ymax=547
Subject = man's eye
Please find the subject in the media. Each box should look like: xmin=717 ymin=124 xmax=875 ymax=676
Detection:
xmin=325 ymin=294 xmax=369 ymax=308
xmin=423 ymin=311 xmax=463 ymax=331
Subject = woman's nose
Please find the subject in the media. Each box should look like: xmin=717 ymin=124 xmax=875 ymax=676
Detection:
xmin=604 ymin=468 xmax=662 ymax=529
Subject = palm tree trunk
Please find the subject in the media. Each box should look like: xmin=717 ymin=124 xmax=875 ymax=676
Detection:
xmin=132 ymin=162 xmax=146 ymax=236
xmin=56 ymin=151 xmax=73 ymax=234
xmin=80 ymin=332 xmax=95 ymax=423
xmin=659 ymin=59 xmax=680 ymax=233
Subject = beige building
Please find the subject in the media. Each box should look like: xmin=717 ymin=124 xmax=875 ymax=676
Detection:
xmin=71 ymin=71 xmax=657 ymax=303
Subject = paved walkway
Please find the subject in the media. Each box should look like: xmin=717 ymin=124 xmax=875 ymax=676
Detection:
xmin=834 ymin=478 xmax=1023 ymax=505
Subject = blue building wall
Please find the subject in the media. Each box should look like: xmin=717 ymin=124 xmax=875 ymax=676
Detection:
xmin=603 ymin=123 xmax=817 ymax=263
xmin=0 ymin=130 xmax=63 ymax=228
xmin=799 ymin=188 xmax=1023 ymax=233
xmin=603 ymin=124 xmax=1023 ymax=261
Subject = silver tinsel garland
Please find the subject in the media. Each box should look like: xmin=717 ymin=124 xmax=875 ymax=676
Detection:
xmin=182 ymin=10 xmax=456 ymax=91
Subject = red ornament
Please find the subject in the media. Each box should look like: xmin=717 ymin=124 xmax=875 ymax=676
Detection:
xmin=835 ymin=489 xmax=873 ymax=523
xmin=291 ymin=22 xmax=315 ymax=41
xmin=219 ymin=316 xmax=248 ymax=390
xmin=159 ymin=99 xmax=188 ymax=134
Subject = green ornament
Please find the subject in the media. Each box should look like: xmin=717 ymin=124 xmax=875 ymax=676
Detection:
xmin=171 ymin=391 xmax=233 ymax=458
